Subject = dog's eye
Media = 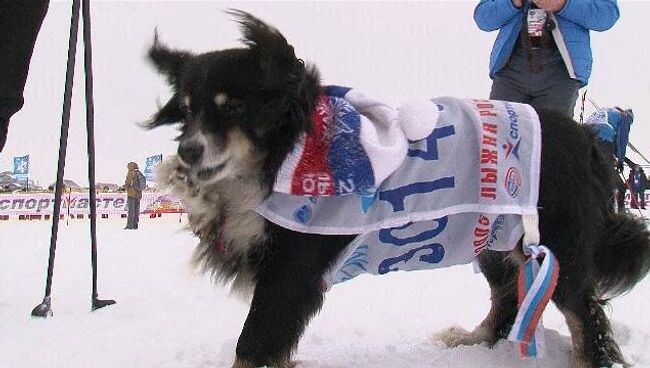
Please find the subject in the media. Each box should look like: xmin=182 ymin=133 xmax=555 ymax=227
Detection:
xmin=223 ymin=98 xmax=245 ymax=116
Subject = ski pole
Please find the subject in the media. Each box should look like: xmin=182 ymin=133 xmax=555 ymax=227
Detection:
xmin=81 ymin=0 xmax=115 ymax=311
xmin=32 ymin=0 xmax=81 ymax=318
xmin=627 ymin=141 xmax=650 ymax=166
xmin=32 ymin=0 xmax=115 ymax=318
xmin=66 ymin=189 xmax=70 ymax=226
xmin=579 ymin=89 xmax=587 ymax=124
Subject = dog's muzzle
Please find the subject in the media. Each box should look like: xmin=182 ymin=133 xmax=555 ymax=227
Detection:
xmin=176 ymin=142 xmax=229 ymax=185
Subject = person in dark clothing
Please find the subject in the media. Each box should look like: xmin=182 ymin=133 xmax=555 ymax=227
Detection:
xmin=631 ymin=167 xmax=647 ymax=209
xmin=616 ymin=177 xmax=627 ymax=211
xmin=124 ymin=162 xmax=144 ymax=229
xmin=627 ymin=170 xmax=636 ymax=208
xmin=0 ymin=1 xmax=50 ymax=152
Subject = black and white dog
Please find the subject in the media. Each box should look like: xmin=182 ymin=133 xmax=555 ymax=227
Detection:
xmin=146 ymin=11 xmax=650 ymax=368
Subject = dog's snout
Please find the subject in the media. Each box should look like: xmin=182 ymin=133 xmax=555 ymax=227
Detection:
xmin=178 ymin=143 xmax=204 ymax=165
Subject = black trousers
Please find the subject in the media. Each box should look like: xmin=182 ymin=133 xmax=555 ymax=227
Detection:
xmin=489 ymin=46 xmax=581 ymax=119
xmin=0 ymin=1 xmax=50 ymax=151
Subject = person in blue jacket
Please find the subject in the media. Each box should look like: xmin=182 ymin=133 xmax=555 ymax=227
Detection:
xmin=474 ymin=0 xmax=619 ymax=119
xmin=587 ymin=107 xmax=633 ymax=171
xmin=586 ymin=106 xmax=634 ymax=211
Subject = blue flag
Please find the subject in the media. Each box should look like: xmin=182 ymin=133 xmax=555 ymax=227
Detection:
xmin=13 ymin=155 xmax=29 ymax=179
xmin=144 ymin=154 xmax=163 ymax=181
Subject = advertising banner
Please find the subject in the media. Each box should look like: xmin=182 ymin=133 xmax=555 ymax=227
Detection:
xmin=0 ymin=192 xmax=186 ymax=217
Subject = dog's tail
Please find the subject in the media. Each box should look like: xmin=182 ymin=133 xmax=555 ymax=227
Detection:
xmin=595 ymin=213 xmax=650 ymax=299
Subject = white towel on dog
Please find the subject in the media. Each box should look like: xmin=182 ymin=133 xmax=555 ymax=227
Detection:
xmin=258 ymin=97 xmax=541 ymax=288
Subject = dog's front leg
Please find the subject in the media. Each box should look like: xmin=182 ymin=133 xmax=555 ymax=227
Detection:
xmin=232 ymin=267 xmax=323 ymax=368
xmin=231 ymin=247 xmax=330 ymax=368
xmin=231 ymin=227 xmax=352 ymax=368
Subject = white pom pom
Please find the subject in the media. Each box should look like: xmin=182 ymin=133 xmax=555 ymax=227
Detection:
xmin=397 ymin=99 xmax=439 ymax=141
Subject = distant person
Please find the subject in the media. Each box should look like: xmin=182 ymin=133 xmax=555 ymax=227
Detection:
xmin=617 ymin=179 xmax=627 ymax=212
xmin=585 ymin=106 xmax=634 ymax=212
xmin=0 ymin=1 xmax=50 ymax=152
xmin=628 ymin=169 xmax=638 ymax=209
xmin=124 ymin=162 xmax=145 ymax=229
xmin=586 ymin=107 xmax=634 ymax=171
xmin=473 ymin=0 xmax=619 ymax=118
xmin=631 ymin=167 xmax=647 ymax=209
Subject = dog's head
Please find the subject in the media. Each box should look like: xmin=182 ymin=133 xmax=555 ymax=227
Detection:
xmin=146 ymin=10 xmax=319 ymax=189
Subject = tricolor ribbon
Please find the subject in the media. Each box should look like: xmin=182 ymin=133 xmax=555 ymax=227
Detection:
xmin=508 ymin=244 xmax=560 ymax=358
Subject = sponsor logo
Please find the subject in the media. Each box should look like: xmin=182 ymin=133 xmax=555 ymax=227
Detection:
xmin=505 ymin=167 xmax=522 ymax=198
xmin=487 ymin=214 xmax=505 ymax=249
xmin=472 ymin=213 xmax=491 ymax=256
xmin=503 ymin=139 xmax=521 ymax=160
xmin=504 ymin=101 xmax=520 ymax=140
xmin=503 ymin=102 xmax=523 ymax=161
xmin=473 ymin=213 xmax=507 ymax=255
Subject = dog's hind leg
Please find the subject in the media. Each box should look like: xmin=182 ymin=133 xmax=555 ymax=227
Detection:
xmin=233 ymin=227 xmax=352 ymax=368
xmin=553 ymin=283 xmax=627 ymax=367
xmin=437 ymin=248 xmax=522 ymax=348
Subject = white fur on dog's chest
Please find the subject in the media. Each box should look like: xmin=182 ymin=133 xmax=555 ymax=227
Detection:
xmin=191 ymin=181 xmax=267 ymax=255
xmin=157 ymin=156 xmax=267 ymax=256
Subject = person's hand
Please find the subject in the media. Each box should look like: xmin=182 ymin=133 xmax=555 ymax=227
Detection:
xmin=512 ymin=0 xmax=523 ymax=8
xmin=532 ymin=0 xmax=566 ymax=12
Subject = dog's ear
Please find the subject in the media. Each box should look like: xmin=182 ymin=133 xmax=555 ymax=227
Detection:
xmin=228 ymin=10 xmax=304 ymax=86
xmin=144 ymin=94 xmax=184 ymax=129
xmin=148 ymin=31 xmax=192 ymax=87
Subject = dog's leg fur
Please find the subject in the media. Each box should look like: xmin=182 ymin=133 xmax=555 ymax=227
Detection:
xmin=233 ymin=225 xmax=352 ymax=368
xmin=559 ymin=303 xmax=625 ymax=368
xmin=537 ymin=110 xmax=631 ymax=367
xmin=438 ymin=249 xmax=522 ymax=348
xmin=549 ymin=241 xmax=627 ymax=367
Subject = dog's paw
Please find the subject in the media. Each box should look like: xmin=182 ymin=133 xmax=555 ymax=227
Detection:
xmin=231 ymin=357 xmax=306 ymax=368
xmin=433 ymin=326 xmax=489 ymax=348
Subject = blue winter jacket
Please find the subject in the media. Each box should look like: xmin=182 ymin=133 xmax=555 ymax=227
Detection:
xmin=474 ymin=0 xmax=619 ymax=87
xmin=587 ymin=108 xmax=633 ymax=164
xmin=607 ymin=108 xmax=633 ymax=164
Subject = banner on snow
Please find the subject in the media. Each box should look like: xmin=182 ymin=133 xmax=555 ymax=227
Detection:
xmin=0 ymin=192 xmax=186 ymax=216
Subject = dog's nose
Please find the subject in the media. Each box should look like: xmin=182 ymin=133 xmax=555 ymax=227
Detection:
xmin=178 ymin=143 xmax=204 ymax=165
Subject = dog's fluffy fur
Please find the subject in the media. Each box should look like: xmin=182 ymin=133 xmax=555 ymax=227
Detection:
xmin=146 ymin=11 xmax=650 ymax=368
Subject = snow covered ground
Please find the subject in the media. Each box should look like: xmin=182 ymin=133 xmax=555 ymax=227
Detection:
xmin=1 ymin=214 xmax=650 ymax=368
